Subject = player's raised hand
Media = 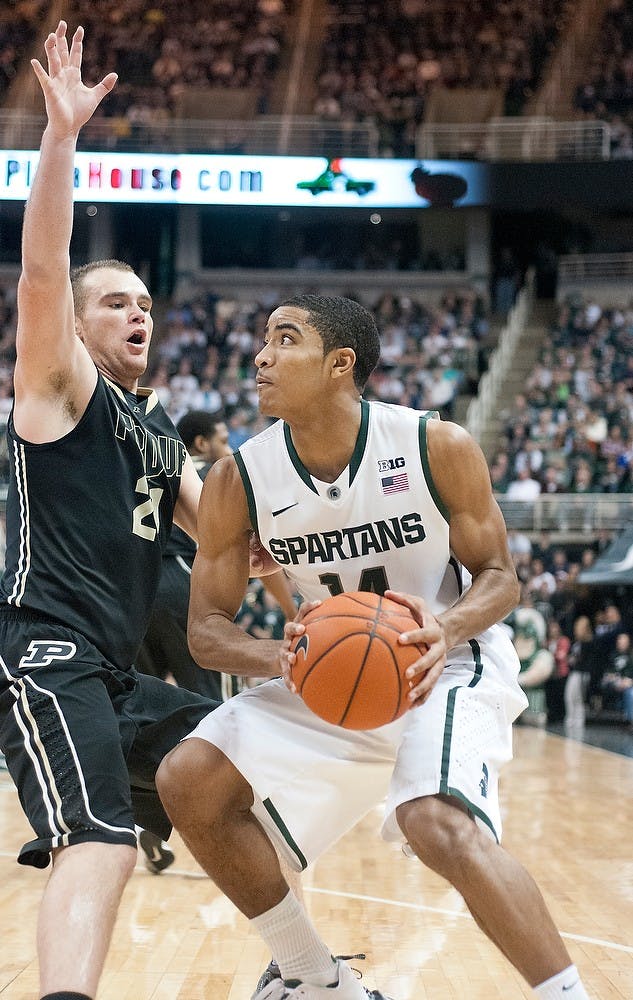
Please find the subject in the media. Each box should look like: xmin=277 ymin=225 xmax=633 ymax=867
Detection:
xmin=30 ymin=21 xmax=117 ymax=139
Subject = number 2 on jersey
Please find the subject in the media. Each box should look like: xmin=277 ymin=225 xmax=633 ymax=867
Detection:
xmin=132 ymin=475 xmax=163 ymax=541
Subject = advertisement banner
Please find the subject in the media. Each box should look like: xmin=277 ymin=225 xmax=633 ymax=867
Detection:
xmin=0 ymin=151 xmax=489 ymax=208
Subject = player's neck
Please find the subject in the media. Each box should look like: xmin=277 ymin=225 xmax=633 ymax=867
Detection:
xmin=287 ymin=397 xmax=362 ymax=483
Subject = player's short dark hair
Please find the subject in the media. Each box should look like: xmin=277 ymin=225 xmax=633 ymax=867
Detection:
xmin=176 ymin=409 xmax=225 ymax=450
xmin=70 ymin=259 xmax=136 ymax=315
xmin=279 ymin=293 xmax=380 ymax=391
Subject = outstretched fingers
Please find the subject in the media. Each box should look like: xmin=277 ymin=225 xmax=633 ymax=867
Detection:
xmin=36 ymin=21 xmax=70 ymax=83
xmin=55 ymin=20 xmax=71 ymax=67
xmin=94 ymin=72 xmax=119 ymax=98
xmin=69 ymin=21 xmax=118 ymax=99
xmin=29 ymin=57 xmax=49 ymax=89
xmin=68 ymin=23 xmax=84 ymax=68
xmin=42 ymin=31 xmax=61 ymax=78
xmin=31 ymin=20 xmax=118 ymax=123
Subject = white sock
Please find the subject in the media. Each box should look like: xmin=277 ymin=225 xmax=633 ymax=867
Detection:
xmin=534 ymin=965 xmax=590 ymax=999
xmin=250 ymin=890 xmax=337 ymax=986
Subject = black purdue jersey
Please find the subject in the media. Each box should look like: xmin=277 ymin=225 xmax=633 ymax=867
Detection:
xmin=0 ymin=373 xmax=187 ymax=670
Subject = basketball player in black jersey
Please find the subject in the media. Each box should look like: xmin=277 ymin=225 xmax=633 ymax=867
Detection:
xmin=137 ymin=409 xmax=297 ymax=703
xmin=137 ymin=410 xmax=235 ymax=701
xmin=0 ymin=23 xmax=282 ymax=1000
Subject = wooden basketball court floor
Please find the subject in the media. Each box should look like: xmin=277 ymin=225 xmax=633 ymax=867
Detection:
xmin=1 ymin=726 xmax=632 ymax=999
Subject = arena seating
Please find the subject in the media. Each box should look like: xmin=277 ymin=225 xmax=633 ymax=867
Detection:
xmin=573 ymin=0 xmax=633 ymax=156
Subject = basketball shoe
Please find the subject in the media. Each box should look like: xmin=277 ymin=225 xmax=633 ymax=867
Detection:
xmin=254 ymin=956 xmax=372 ymax=995
xmin=137 ymin=828 xmax=175 ymax=874
xmin=283 ymin=960 xmax=381 ymax=998
xmin=252 ymin=958 xmax=393 ymax=1000
xmin=251 ymin=979 xmax=288 ymax=1000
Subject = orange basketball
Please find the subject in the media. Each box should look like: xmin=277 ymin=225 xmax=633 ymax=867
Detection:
xmin=289 ymin=591 xmax=424 ymax=730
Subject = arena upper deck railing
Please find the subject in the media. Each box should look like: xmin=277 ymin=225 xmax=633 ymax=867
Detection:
xmin=0 ymin=112 xmax=614 ymax=161
xmin=496 ymin=495 xmax=633 ymax=536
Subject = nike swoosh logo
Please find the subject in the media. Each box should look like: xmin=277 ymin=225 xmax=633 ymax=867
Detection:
xmin=562 ymin=981 xmax=580 ymax=992
xmin=272 ymin=502 xmax=299 ymax=516
xmin=294 ymin=634 xmax=309 ymax=658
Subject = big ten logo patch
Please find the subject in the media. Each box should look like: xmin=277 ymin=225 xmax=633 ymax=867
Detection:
xmin=378 ymin=457 xmax=405 ymax=472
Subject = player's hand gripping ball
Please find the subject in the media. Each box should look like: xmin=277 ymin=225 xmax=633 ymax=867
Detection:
xmin=290 ymin=591 xmax=424 ymax=729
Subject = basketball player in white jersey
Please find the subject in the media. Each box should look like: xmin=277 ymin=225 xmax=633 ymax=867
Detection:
xmin=157 ymin=294 xmax=591 ymax=1000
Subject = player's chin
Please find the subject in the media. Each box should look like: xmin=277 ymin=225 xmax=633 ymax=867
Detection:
xmin=129 ymin=353 xmax=149 ymax=377
xmin=257 ymin=395 xmax=281 ymax=419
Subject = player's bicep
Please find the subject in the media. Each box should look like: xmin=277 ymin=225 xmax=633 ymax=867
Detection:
xmin=16 ymin=274 xmax=82 ymax=386
xmin=448 ymin=490 xmax=513 ymax=580
xmin=189 ymin=457 xmax=252 ymax=621
xmin=14 ymin=276 xmax=98 ymax=444
xmin=428 ymin=420 xmax=515 ymax=578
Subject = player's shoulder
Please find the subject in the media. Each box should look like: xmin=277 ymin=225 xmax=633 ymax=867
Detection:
xmin=368 ymin=398 xmax=439 ymax=421
xmin=426 ymin=419 xmax=488 ymax=484
xmin=367 ymin=398 xmax=446 ymax=438
xmin=201 ymin=452 xmax=248 ymax=509
xmin=426 ymin=416 xmax=476 ymax=449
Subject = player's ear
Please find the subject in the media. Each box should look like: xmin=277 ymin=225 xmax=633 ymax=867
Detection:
xmin=331 ymin=347 xmax=356 ymax=379
xmin=74 ymin=316 xmax=85 ymax=341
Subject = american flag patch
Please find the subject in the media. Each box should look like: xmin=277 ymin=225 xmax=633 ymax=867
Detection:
xmin=381 ymin=473 xmax=409 ymax=494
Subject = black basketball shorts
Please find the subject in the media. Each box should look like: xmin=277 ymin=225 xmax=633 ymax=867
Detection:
xmin=0 ymin=608 xmax=218 ymax=868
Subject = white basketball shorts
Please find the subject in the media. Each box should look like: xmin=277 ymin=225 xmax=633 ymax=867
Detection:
xmin=186 ymin=628 xmax=528 ymax=870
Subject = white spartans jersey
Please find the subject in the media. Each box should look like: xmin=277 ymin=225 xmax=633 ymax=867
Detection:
xmin=235 ymin=399 xmax=469 ymax=615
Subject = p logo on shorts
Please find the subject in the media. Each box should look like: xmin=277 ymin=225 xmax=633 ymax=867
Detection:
xmin=18 ymin=640 xmax=77 ymax=670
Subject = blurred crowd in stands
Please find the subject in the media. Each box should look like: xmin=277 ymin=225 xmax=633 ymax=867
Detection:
xmin=506 ymin=538 xmax=633 ymax=733
xmin=0 ymin=0 xmax=43 ymax=100
xmin=74 ymin=0 xmax=290 ymax=122
xmin=315 ymin=0 xmax=570 ymax=156
xmin=4 ymin=0 xmax=633 ymax=166
xmin=574 ymin=0 xmax=633 ymax=157
xmin=490 ymin=295 xmax=633 ymax=499
xmin=0 ymin=0 xmax=580 ymax=159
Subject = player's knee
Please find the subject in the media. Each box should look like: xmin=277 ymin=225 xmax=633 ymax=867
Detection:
xmin=157 ymin=739 xmax=212 ymax=818
xmin=156 ymin=738 xmax=243 ymax=827
xmin=52 ymin=841 xmax=137 ymax=886
xmin=117 ymin=843 xmax=139 ymax=883
xmin=396 ymin=794 xmax=476 ymax=876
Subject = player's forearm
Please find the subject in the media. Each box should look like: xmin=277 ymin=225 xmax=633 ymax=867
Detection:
xmin=188 ymin=612 xmax=282 ymax=679
xmin=22 ymin=128 xmax=76 ymax=279
xmin=438 ymin=566 xmax=520 ymax=651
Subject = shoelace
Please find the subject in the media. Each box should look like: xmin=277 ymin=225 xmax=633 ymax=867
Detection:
xmin=334 ymin=953 xmax=366 ymax=980
xmin=270 ymin=953 xmax=393 ymax=999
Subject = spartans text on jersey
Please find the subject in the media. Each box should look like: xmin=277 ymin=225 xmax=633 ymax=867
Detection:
xmin=268 ymin=512 xmax=426 ymax=565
